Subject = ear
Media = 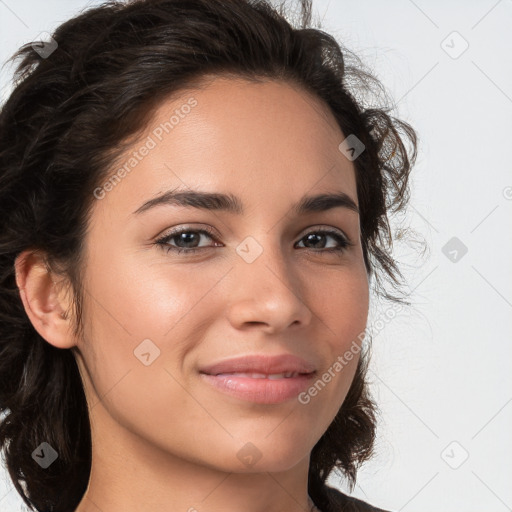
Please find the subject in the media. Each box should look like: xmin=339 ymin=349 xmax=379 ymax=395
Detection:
xmin=14 ymin=249 xmax=76 ymax=349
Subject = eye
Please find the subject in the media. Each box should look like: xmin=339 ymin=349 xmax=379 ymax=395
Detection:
xmin=155 ymin=226 xmax=220 ymax=254
xmin=154 ymin=226 xmax=353 ymax=255
xmin=296 ymin=228 xmax=353 ymax=253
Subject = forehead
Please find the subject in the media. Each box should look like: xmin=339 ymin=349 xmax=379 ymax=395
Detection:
xmin=96 ymin=76 xmax=357 ymax=219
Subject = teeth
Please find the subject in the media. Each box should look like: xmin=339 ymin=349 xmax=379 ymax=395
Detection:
xmin=217 ymin=371 xmax=299 ymax=379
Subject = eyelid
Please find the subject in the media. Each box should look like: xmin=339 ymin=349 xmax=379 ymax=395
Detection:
xmin=155 ymin=223 xmax=351 ymax=243
xmin=154 ymin=224 xmax=217 ymax=240
xmin=304 ymin=224 xmax=351 ymax=241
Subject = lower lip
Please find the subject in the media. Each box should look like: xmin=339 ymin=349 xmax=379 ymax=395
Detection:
xmin=199 ymin=372 xmax=316 ymax=404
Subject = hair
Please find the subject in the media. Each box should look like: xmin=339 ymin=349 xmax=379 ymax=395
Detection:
xmin=0 ymin=1 xmax=418 ymax=511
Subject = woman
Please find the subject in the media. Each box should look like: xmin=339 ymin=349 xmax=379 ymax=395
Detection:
xmin=0 ymin=0 xmax=417 ymax=511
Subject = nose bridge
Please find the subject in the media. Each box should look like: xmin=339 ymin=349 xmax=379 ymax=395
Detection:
xmin=236 ymin=231 xmax=292 ymax=289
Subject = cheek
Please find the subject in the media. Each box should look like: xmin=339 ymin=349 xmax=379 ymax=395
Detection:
xmin=75 ymin=253 xmax=214 ymax=447
xmin=307 ymin=261 xmax=369 ymax=344
xmin=301 ymin=264 xmax=369 ymax=409
xmin=82 ymin=245 xmax=226 ymax=339
xmin=77 ymin=252 xmax=229 ymax=391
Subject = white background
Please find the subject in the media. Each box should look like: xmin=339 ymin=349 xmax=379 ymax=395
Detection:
xmin=1 ymin=1 xmax=511 ymax=511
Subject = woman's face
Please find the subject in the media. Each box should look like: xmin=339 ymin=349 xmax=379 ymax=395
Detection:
xmin=74 ymin=76 xmax=369 ymax=473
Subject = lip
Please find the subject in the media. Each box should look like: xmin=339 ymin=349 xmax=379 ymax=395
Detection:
xmin=199 ymin=353 xmax=317 ymax=376
xmin=199 ymin=372 xmax=316 ymax=404
xmin=198 ymin=354 xmax=317 ymax=404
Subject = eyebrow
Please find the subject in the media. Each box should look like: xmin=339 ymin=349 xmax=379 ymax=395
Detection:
xmin=132 ymin=189 xmax=359 ymax=216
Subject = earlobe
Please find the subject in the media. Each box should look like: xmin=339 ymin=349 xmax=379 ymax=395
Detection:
xmin=14 ymin=250 xmax=75 ymax=349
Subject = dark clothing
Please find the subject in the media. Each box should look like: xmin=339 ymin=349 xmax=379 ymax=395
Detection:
xmin=321 ymin=485 xmax=391 ymax=512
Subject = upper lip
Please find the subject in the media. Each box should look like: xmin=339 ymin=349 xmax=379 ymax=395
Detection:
xmin=199 ymin=354 xmax=317 ymax=376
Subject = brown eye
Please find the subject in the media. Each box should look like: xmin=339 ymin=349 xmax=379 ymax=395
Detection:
xmin=155 ymin=227 xmax=219 ymax=254
xmin=296 ymin=229 xmax=352 ymax=253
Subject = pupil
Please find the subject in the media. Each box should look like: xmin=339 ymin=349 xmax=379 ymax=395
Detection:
xmin=306 ymin=233 xmax=324 ymax=248
xmin=179 ymin=233 xmax=198 ymax=247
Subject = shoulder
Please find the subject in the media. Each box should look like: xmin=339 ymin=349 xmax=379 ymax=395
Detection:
xmin=322 ymin=484 xmax=393 ymax=512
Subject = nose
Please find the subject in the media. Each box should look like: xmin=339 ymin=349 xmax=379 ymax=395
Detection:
xmin=225 ymin=242 xmax=314 ymax=334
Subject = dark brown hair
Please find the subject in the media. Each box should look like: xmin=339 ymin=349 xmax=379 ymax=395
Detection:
xmin=0 ymin=1 xmax=417 ymax=511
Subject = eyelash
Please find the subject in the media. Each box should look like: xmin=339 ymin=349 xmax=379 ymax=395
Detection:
xmin=154 ymin=226 xmax=353 ymax=255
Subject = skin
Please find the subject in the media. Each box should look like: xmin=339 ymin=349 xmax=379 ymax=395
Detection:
xmin=15 ymin=77 xmax=369 ymax=512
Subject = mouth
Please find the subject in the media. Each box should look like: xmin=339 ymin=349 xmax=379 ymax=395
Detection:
xmin=198 ymin=353 xmax=317 ymax=376
xmin=199 ymin=370 xmax=316 ymax=404
xmin=208 ymin=371 xmax=312 ymax=379
xmin=198 ymin=353 xmax=317 ymax=404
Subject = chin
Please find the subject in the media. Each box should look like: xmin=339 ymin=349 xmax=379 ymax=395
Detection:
xmin=209 ymin=436 xmax=312 ymax=474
